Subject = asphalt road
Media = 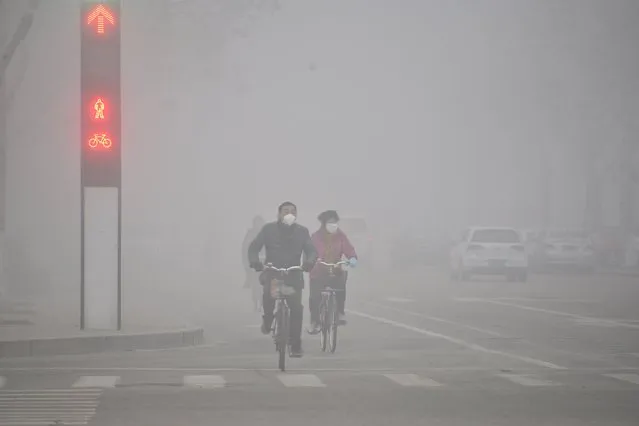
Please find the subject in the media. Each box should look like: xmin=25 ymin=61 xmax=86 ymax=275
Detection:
xmin=0 ymin=268 xmax=638 ymax=426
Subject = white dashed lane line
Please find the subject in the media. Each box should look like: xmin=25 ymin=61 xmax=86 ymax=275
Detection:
xmin=277 ymin=374 xmax=326 ymax=388
xmin=347 ymin=309 xmax=566 ymax=370
xmin=604 ymin=373 xmax=639 ymax=385
xmin=384 ymin=373 xmax=442 ymax=387
xmin=72 ymin=375 xmax=119 ymax=388
xmin=183 ymin=375 xmax=227 ymax=388
xmin=364 ymin=301 xmax=507 ymax=338
xmin=497 ymin=374 xmax=561 ymax=387
xmin=454 ymin=298 xmax=639 ymax=329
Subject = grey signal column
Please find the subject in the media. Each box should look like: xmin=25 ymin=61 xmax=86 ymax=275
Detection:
xmin=80 ymin=0 xmax=122 ymax=330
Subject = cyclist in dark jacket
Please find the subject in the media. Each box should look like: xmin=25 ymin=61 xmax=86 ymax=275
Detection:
xmin=248 ymin=201 xmax=318 ymax=357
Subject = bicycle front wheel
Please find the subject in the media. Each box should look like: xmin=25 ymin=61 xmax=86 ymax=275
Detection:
xmin=276 ymin=305 xmax=290 ymax=371
xmin=328 ymin=295 xmax=338 ymax=353
xmin=278 ymin=341 xmax=286 ymax=371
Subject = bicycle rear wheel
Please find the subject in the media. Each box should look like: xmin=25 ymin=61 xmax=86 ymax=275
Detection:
xmin=319 ymin=300 xmax=328 ymax=352
xmin=328 ymin=295 xmax=338 ymax=353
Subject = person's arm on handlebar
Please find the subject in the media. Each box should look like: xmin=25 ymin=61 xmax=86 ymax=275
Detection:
xmin=341 ymin=232 xmax=358 ymax=267
xmin=248 ymin=226 xmax=266 ymax=271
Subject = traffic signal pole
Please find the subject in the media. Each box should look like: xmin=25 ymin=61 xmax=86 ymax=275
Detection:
xmin=80 ymin=0 xmax=121 ymax=330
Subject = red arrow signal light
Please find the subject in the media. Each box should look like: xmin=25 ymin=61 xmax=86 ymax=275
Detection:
xmin=87 ymin=4 xmax=115 ymax=34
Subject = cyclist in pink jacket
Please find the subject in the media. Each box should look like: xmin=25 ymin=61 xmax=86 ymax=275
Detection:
xmin=308 ymin=210 xmax=358 ymax=334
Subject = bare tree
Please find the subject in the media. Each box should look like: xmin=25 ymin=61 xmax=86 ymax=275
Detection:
xmin=0 ymin=0 xmax=40 ymax=231
xmin=0 ymin=0 xmax=40 ymax=87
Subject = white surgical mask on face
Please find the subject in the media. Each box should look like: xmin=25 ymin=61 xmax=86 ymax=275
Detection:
xmin=326 ymin=223 xmax=339 ymax=234
xmin=282 ymin=214 xmax=296 ymax=226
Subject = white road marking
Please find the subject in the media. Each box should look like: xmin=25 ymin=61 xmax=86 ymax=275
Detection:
xmin=277 ymin=374 xmax=326 ymax=388
xmin=0 ymin=377 xmax=5 ymax=388
xmin=493 ymin=297 xmax=593 ymax=303
xmin=386 ymin=297 xmax=415 ymax=303
xmin=183 ymin=375 xmax=226 ymax=388
xmin=384 ymin=373 xmax=442 ymax=387
xmin=0 ymin=390 xmax=102 ymax=393
xmin=72 ymin=375 xmax=119 ymax=388
xmin=347 ymin=309 xmax=565 ymax=370
xmin=0 ymin=396 xmax=98 ymax=401
xmin=604 ymin=373 xmax=639 ymax=385
xmin=571 ymin=317 xmax=630 ymax=327
xmin=2 ymin=366 xmax=633 ymax=373
xmin=454 ymin=298 xmax=639 ymax=329
xmin=0 ymin=419 xmax=88 ymax=426
xmin=365 ymin=301 xmax=507 ymax=337
xmin=133 ymin=343 xmax=219 ymax=352
xmin=497 ymin=374 xmax=560 ymax=387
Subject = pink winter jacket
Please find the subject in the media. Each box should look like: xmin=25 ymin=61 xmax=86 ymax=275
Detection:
xmin=309 ymin=229 xmax=357 ymax=279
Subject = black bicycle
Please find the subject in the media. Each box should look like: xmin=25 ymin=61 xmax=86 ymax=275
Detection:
xmin=263 ymin=264 xmax=302 ymax=371
xmin=317 ymin=260 xmax=349 ymax=353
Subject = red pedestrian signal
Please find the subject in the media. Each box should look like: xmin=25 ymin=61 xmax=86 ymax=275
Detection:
xmin=92 ymin=97 xmax=106 ymax=120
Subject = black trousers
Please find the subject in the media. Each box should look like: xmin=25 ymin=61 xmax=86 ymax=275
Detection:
xmin=309 ymin=272 xmax=347 ymax=324
xmin=261 ymin=273 xmax=304 ymax=347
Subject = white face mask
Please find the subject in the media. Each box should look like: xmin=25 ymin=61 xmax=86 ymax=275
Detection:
xmin=281 ymin=213 xmax=296 ymax=226
xmin=326 ymin=223 xmax=339 ymax=234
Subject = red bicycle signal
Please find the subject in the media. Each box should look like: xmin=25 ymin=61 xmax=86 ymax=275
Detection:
xmin=88 ymin=133 xmax=113 ymax=149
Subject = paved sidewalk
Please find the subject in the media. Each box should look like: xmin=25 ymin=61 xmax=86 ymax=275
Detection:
xmin=0 ymin=299 xmax=204 ymax=358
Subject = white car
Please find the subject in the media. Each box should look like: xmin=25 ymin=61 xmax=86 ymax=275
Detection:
xmin=450 ymin=227 xmax=529 ymax=282
xmin=538 ymin=229 xmax=595 ymax=272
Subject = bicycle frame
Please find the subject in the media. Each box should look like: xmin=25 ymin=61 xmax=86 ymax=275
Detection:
xmin=263 ymin=264 xmax=302 ymax=371
xmin=317 ymin=275 xmax=346 ymax=353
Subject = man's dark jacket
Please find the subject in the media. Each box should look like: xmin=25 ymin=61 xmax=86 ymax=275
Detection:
xmin=247 ymin=221 xmax=318 ymax=288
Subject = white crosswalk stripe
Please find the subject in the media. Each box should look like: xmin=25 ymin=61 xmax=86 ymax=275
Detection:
xmin=0 ymin=389 xmax=102 ymax=425
xmin=0 ymin=370 xmax=638 ymax=391
xmin=72 ymin=375 xmax=119 ymax=388
xmin=497 ymin=374 xmax=561 ymax=387
xmin=183 ymin=375 xmax=226 ymax=388
xmin=384 ymin=373 xmax=442 ymax=387
xmin=277 ymin=374 xmax=326 ymax=388
xmin=603 ymin=373 xmax=639 ymax=385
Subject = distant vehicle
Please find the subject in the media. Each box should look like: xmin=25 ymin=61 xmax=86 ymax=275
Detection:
xmin=449 ymin=226 xmax=528 ymax=282
xmin=537 ymin=229 xmax=595 ymax=273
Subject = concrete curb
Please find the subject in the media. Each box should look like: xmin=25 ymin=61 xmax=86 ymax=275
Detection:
xmin=0 ymin=328 xmax=204 ymax=358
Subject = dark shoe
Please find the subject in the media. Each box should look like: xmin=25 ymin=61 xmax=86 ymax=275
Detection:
xmin=289 ymin=343 xmax=303 ymax=358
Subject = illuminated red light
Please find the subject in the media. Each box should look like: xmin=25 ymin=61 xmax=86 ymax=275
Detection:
xmin=87 ymin=4 xmax=115 ymax=34
xmin=88 ymin=133 xmax=113 ymax=149
xmin=93 ymin=97 xmax=106 ymax=120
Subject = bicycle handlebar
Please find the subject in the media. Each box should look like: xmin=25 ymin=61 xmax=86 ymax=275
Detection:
xmin=318 ymin=260 xmax=350 ymax=267
xmin=263 ymin=264 xmax=303 ymax=273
